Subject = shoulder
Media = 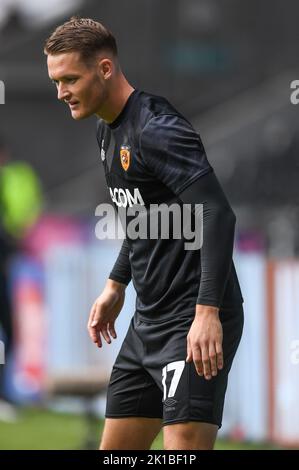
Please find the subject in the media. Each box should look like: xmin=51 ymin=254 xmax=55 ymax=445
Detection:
xmin=138 ymin=93 xmax=199 ymax=148
xmin=136 ymin=91 xmax=194 ymax=142
xmin=136 ymin=91 xmax=187 ymax=129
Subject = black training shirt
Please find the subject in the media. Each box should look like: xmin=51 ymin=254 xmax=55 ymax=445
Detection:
xmin=96 ymin=90 xmax=243 ymax=321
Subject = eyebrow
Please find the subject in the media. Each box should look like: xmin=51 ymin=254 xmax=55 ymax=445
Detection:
xmin=50 ymin=74 xmax=79 ymax=82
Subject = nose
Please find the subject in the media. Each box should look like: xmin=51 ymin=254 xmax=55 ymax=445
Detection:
xmin=57 ymin=83 xmax=70 ymax=102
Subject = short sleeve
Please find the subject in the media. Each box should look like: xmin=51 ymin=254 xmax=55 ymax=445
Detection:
xmin=140 ymin=114 xmax=213 ymax=195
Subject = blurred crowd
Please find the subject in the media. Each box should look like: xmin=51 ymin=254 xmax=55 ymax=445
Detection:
xmin=0 ymin=135 xmax=42 ymax=420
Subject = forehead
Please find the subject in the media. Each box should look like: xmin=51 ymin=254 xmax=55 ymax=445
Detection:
xmin=47 ymin=52 xmax=88 ymax=79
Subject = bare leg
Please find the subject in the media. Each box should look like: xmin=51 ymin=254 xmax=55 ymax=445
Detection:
xmin=163 ymin=421 xmax=218 ymax=450
xmin=100 ymin=417 xmax=162 ymax=450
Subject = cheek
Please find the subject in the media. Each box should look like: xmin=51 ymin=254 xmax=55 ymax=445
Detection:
xmin=90 ymin=78 xmax=106 ymax=103
xmin=77 ymin=75 xmax=105 ymax=111
xmin=80 ymin=84 xmax=98 ymax=106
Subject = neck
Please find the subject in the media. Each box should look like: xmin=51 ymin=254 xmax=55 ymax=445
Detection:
xmin=95 ymin=74 xmax=135 ymax=123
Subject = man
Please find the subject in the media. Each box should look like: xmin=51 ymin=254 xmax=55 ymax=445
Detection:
xmin=45 ymin=17 xmax=244 ymax=450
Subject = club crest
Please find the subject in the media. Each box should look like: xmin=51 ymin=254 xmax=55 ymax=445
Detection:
xmin=120 ymin=145 xmax=131 ymax=171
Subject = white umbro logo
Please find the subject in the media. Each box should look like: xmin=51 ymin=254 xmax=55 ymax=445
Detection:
xmin=100 ymin=139 xmax=106 ymax=161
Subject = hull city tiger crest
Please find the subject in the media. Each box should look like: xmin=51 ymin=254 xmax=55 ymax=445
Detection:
xmin=120 ymin=145 xmax=131 ymax=171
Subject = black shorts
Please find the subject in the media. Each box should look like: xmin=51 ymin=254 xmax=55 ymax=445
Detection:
xmin=105 ymin=306 xmax=244 ymax=428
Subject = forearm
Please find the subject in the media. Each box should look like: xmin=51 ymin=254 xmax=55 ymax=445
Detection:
xmin=179 ymin=171 xmax=236 ymax=308
xmin=109 ymin=238 xmax=132 ymax=287
xmin=197 ymin=203 xmax=235 ymax=307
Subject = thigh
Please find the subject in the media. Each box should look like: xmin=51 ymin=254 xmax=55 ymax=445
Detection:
xmin=142 ymin=306 xmax=243 ymax=429
xmin=105 ymin=316 xmax=163 ymax=420
xmin=100 ymin=417 xmax=162 ymax=450
xmin=106 ymin=365 xmax=163 ymax=419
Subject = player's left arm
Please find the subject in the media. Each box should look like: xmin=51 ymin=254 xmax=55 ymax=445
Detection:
xmin=140 ymin=114 xmax=236 ymax=380
xmin=179 ymin=171 xmax=236 ymax=380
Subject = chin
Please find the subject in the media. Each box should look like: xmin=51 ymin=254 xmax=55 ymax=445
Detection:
xmin=71 ymin=108 xmax=94 ymax=120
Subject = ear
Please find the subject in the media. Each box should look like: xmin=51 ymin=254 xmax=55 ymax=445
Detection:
xmin=98 ymin=58 xmax=113 ymax=80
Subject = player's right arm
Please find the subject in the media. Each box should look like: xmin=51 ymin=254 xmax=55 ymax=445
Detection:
xmin=87 ymin=238 xmax=131 ymax=347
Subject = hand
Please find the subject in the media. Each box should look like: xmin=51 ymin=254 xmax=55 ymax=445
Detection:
xmin=186 ymin=305 xmax=223 ymax=380
xmin=87 ymin=279 xmax=126 ymax=348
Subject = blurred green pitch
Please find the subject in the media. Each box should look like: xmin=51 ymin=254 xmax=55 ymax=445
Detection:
xmin=0 ymin=408 xmax=280 ymax=450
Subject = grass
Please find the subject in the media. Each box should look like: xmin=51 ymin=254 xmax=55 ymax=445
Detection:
xmin=0 ymin=407 xmax=281 ymax=450
xmin=0 ymin=407 xmax=93 ymax=450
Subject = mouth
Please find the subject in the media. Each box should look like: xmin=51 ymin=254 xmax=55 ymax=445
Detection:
xmin=68 ymin=101 xmax=79 ymax=109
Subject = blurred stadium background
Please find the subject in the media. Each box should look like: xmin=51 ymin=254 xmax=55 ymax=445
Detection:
xmin=0 ymin=0 xmax=299 ymax=450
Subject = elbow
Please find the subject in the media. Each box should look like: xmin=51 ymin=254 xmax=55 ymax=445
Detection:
xmin=215 ymin=203 xmax=236 ymax=236
xmin=217 ymin=203 xmax=236 ymax=225
xmin=226 ymin=207 xmax=236 ymax=236
xmin=228 ymin=206 xmax=236 ymax=227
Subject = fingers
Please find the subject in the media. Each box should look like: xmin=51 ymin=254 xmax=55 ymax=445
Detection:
xmin=87 ymin=303 xmax=98 ymax=344
xmin=108 ymin=322 xmax=117 ymax=340
xmin=216 ymin=341 xmax=224 ymax=370
xmin=192 ymin=346 xmax=203 ymax=376
xmin=91 ymin=325 xmax=111 ymax=348
xmin=87 ymin=302 xmax=117 ymax=348
xmin=190 ymin=342 xmax=224 ymax=380
xmin=201 ymin=344 xmax=211 ymax=380
xmin=186 ymin=336 xmax=192 ymax=363
xmin=97 ymin=323 xmax=118 ymax=347
xmin=96 ymin=332 xmax=102 ymax=349
xmin=209 ymin=343 xmax=217 ymax=377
